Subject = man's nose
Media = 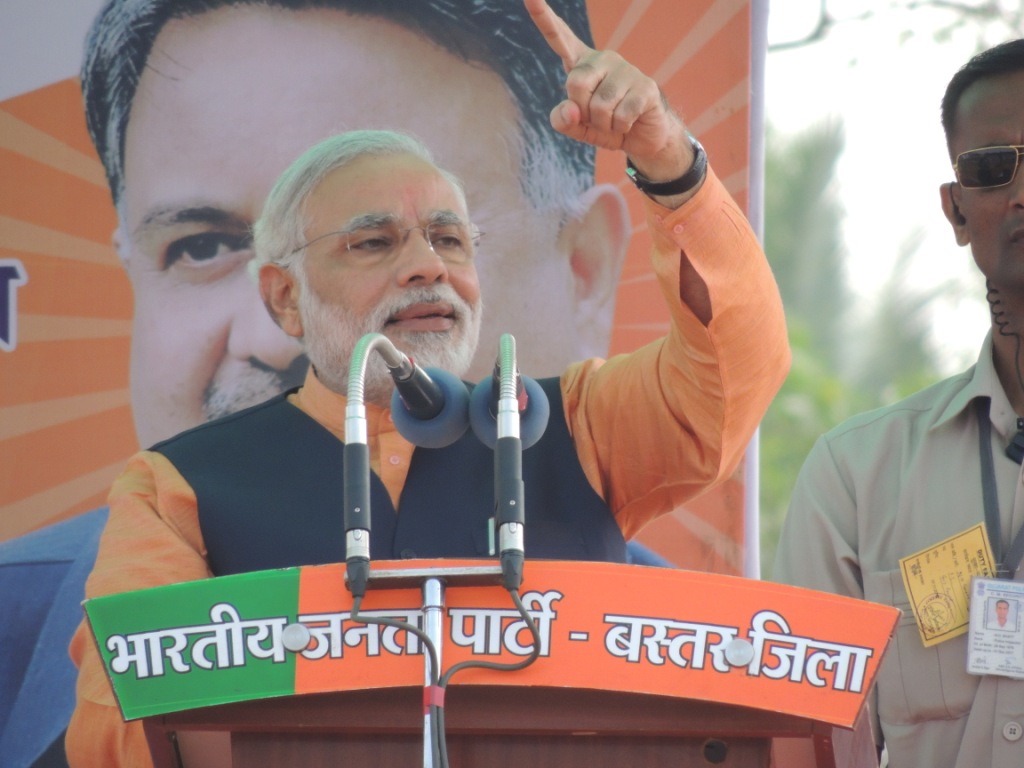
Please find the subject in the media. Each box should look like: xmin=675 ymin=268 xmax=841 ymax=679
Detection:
xmin=395 ymin=229 xmax=448 ymax=286
xmin=1010 ymin=162 xmax=1024 ymax=207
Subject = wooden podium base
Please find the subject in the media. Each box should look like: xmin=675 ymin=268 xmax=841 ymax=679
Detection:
xmin=147 ymin=685 xmax=838 ymax=768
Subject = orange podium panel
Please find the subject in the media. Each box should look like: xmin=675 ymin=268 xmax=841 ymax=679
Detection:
xmin=84 ymin=559 xmax=898 ymax=767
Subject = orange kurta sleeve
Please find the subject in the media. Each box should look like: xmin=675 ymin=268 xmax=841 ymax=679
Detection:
xmin=563 ymin=168 xmax=790 ymax=540
xmin=66 ymin=451 xmax=213 ymax=768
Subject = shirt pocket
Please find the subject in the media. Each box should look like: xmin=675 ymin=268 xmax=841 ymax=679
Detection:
xmin=862 ymin=568 xmax=977 ymax=725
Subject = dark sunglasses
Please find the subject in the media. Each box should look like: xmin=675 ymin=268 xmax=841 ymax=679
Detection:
xmin=954 ymin=145 xmax=1024 ymax=189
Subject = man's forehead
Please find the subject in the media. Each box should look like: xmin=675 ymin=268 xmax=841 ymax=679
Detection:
xmin=308 ymin=157 xmax=467 ymax=212
xmin=338 ymin=210 xmax=467 ymax=228
xmin=952 ymin=71 xmax=1024 ymax=143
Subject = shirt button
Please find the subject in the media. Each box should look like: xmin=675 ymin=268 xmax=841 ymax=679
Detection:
xmin=1003 ymin=721 xmax=1023 ymax=742
xmin=389 ymin=455 xmax=401 ymax=465
xmin=672 ymin=223 xmax=684 ymax=234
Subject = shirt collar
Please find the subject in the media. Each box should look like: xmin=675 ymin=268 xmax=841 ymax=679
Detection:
xmin=935 ymin=330 xmax=1017 ymax=439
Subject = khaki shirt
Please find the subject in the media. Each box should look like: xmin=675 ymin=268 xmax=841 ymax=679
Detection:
xmin=775 ymin=333 xmax=1024 ymax=768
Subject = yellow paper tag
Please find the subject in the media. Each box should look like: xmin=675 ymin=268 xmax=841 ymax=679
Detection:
xmin=899 ymin=523 xmax=997 ymax=647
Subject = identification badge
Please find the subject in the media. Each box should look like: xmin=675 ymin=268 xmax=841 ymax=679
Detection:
xmin=899 ymin=523 xmax=997 ymax=647
xmin=967 ymin=577 xmax=1024 ymax=679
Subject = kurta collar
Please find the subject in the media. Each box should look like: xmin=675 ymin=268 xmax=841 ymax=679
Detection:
xmin=289 ymin=366 xmax=392 ymax=440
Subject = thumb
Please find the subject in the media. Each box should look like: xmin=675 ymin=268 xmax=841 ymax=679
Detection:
xmin=549 ymin=100 xmax=580 ymax=134
xmin=549 ymin=101 xmax=623 ymax=152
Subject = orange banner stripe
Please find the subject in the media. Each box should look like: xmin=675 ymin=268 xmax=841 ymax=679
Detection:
xmin=15 ymin=254 xmax=130 ymax=317
xmin=0 ymin=337 xmax=130 ymax=404
xmin=0 ymin=149 xmax=116 ymax=241
xmin=2 ymin=79 xmax=99 ymax=158
xmin=0 ymin=406 xmax=135 ymax=505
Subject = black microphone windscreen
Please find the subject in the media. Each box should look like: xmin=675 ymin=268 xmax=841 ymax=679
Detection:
xmin=390 ymin=367 xmax=470 ymax=448
xmin=469 ymin=374 xmax=550 ymax=449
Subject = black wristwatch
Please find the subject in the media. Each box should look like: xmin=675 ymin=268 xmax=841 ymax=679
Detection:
xmin=625 ymin=136 xmax=707 ymax=196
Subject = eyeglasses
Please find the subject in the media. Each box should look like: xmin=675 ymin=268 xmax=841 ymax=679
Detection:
xmin=291 ymin=219 xmax=482 ymax=264
xmin=953 ymin=145 xmax=1024 ymax=189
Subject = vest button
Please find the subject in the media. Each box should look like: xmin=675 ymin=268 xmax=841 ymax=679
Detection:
xmin=400 ymin=548 xmax=417 ymax=559
xmin=1003 ymin=721 xmax=1023 ymax=742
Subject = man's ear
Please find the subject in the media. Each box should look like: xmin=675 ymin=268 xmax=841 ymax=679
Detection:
xmin=940 ymin=182 xmax=971 ymax=246
xmin=259 ymin=263 xmax=304 ymax=338
xmin=559 ymin=183 xmax=630 ymax=356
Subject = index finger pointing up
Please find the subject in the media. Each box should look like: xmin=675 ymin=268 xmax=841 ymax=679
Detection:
xmin=524 ymin=0 xmax=592 ymax=70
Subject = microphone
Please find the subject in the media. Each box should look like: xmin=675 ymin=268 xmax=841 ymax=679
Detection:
xmin=344 ymin=333 xmax=472 ymax=597
xmin=471 ymin=335 xmax=550 ymax=590
xmin=387 ymin=357 xmax=470 ymax=449
xmin=469 ymin=365 xmax=550 ymax=450
xmin=343 ymin=334 xmax=382 ymax=599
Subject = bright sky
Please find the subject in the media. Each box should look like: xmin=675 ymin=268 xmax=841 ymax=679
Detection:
xmin=764 ymin=1 xmax=1016 ymax=374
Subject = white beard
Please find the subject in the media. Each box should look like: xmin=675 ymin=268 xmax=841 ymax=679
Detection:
xmin=295 ymin=273 xmax=481 ymax=407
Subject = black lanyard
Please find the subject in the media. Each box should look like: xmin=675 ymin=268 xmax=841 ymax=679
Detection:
xmin=975 ymin=397 xmax=1024 ymax=578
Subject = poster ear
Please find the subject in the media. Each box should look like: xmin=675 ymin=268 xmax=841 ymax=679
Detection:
xmin=562 ymin=183 xmax=630 ymax=354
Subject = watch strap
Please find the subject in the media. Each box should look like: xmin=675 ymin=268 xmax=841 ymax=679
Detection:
xmin=625 ymin=137 xmax=707 ymax=196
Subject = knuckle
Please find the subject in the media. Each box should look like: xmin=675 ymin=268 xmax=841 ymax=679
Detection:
xmin=593 ymin=79 xmax=620 ymax=104
xmin=619 ymin=92 xmax=648 ymax=118
xmin=565 ymin=64 xmax=599 ymax=93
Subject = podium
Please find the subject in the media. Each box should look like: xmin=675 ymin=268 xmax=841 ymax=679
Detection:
xmin=144 ymin=685 xmax=869 ymax=768
xmin=84 ymin=560 xmax=898 ymax=768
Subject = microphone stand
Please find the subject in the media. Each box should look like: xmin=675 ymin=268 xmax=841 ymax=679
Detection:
xmin=344 ymin=333 xmax=504 ymax=767
xmin=343 ymin=332 xmax=536 ymax=767
xmin=347 ymin=331 xmax=461 ymax=597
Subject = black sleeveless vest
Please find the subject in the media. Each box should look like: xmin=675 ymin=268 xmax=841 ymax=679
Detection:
xmin=153 ymin=378 xmax=626 ymax=575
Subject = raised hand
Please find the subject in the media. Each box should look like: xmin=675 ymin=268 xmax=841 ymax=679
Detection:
xmin=524 ymin=0 xmax=693 ymax=184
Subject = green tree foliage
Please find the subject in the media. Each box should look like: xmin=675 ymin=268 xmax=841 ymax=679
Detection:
xmin=758 ymin=121 xmax=947 ymax=577
xmin=758 ymin=0 xmax=1014 ymax=577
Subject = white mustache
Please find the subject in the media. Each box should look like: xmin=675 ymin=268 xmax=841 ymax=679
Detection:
xmin=371 ymin=285 xmax=474 ymax=332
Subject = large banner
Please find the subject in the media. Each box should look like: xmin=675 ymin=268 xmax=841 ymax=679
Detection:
xmin=1 ymin=0 xmax=763 ymax=573
xmin=1 ymin=2 xmax=763 ymax=764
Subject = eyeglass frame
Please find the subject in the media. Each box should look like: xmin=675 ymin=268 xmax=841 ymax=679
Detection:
xmin=288 ymin=211 xmax=483 ymax=259
xmin=953 ymin=145 xmax=1024 ymax=189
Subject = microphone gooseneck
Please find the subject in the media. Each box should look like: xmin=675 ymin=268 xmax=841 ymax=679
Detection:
xmin=472 ymin=334 xmax=547 ymax=590
xmin=345 ymin=333 xmax=473 ymax=596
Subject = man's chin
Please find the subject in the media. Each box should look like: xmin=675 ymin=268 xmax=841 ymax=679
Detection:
xmin=389 ymin=328 xmax=477 ymax=375
xmin=387 ymin=331 xmax=438 ymax=354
